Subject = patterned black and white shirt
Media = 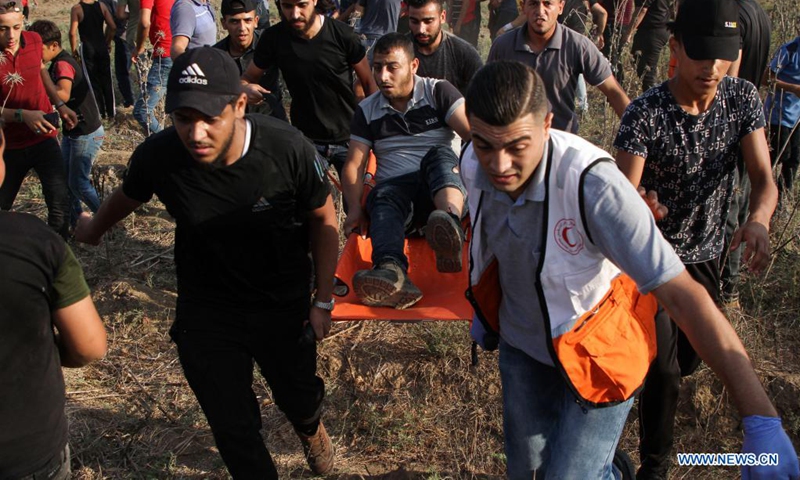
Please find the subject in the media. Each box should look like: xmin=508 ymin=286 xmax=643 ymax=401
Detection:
xmin=614 ymin=77 xmax=765 ymax=263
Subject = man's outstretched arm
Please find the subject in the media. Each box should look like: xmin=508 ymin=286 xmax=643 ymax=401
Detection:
xmin=74 ymin=187 xmax=143 ymax=245
xmin=596 ymin=76 xmax=630 ymax=119
xmin=653 ymin=272 xmax=799 ymax=478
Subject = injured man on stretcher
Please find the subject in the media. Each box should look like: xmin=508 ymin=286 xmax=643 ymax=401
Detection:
xmin=340 ymin=33 xmax=471 ymax=310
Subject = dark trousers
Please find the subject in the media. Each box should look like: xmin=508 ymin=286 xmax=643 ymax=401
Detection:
xmin=170 ymin=301 xmax=325 ymax=480
xmin=82 ymin=42 xmax=115 ymax=118
xmin=114 ymin=39 xmax=135 ymax=107
xmin=631 ymin=27 xmax=669 ymax=92
xmin=637 ymin=259 xmax=721 ymax=479
xmin=602 ymin=24 xmax=626 ymax=82
xmin=769 ymin=122 xmax=800 ymax=195
xmin=0 ymin=138 xmax=69 ymax=238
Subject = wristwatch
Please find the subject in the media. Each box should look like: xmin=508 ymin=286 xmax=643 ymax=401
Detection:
xmin=312 ymin=298 xmax=335 ymax=311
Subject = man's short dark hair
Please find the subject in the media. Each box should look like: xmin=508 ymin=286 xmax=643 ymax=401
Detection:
xmin=28 ymin=20 xmax=61 ymax=45
xmin=466 ymin=61 xmax=549 ymax=126
xmin=373 ymin=32 xmax=415 ymax=60
xmin=406 ymin=0 xmax=443 ymax=12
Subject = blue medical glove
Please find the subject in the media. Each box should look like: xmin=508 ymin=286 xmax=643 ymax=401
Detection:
xmin=742 ymin=415 xmax=800 ymax=480
xmin=470 ymin=316 xmax=488 ymax=350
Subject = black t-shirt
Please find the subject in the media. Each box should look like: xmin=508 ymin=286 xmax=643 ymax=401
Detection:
xmin=0 ymin=212 xmax=90 ymax=477
xmin=635 ymin=0 xmax=670 ymax=30
xmin=735 ymin=0 xmax=771 ymax=87
xmin=122 ymin=115 xmax=330 ymax=313
xmin=413 ymin=31 xmax=483 ymax=96
xmin=253 ymin=18 xmax=366 ymax=144
xmin=613 ymin=77 xmax=765 ymax=263
xmin=49 ymin=50 xmax=102 ymax=137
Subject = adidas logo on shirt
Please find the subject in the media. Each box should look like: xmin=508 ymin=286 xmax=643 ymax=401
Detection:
xmin=179 ymin=63 xmax=208 ymax=85
xmin=252 ymin=197 xmax=272 ymax=212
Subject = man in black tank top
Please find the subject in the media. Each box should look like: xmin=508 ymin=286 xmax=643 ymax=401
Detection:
xmin=69 ymin=0 xmax=117 ymax=118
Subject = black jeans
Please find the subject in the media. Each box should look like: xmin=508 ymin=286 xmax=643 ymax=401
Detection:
xmin=114 ymin=38 xmax=135 ymax=107
xmin=81 ymin=42 xmax=115 ymax=118
xmin=170 ymin=300 xmax=325 ymax=480
xmin=637 ymin=259 xmax=721 ymax=480
xmin=0 ymin=138 xmax=69 ymax=238
xmin=631 ymin=27 xmax=669 ymax=92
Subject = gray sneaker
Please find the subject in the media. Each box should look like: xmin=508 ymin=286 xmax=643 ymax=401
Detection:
xmin=353 ymin=262 xmax=423 ymax=309
xmin=425 ymin=210 xmax=464 ymax=273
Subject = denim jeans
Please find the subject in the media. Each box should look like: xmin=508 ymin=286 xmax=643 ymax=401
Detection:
xmin=0 ymin=138 xmax=69 ymax=238
xmin=62 ymin=125 xmax=104 ymax=225
xmin=499 ymin=339 xmax=633 ymax=480
xmin=134 ymin=56 xmax=172 ymax=135
xmin=365 ymin=146 xmax=464 ymax=271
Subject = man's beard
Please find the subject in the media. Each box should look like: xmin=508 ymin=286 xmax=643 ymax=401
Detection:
xmin=196 ymin=124 xmax=237 ymax=170
xmin=414 ymin=27 xmax=441 ymax=47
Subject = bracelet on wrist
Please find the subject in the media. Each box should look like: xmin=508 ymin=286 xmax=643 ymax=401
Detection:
xmin=14 ymin=108 xmax=23 ymax=123
xmin=55 ymin=101 xmax=66 ymax=109
xmin=312 ymin=298 xmax=335 ymax=311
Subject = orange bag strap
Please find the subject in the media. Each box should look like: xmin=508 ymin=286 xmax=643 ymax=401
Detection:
xmin=464 ymin=191 xmax=501 ymax=350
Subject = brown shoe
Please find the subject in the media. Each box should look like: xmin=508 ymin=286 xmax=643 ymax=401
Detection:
xmin=353 ymin=261 xmax=423 ymax=309
xmin=297 ymin=421 xmax=334 ymax=475
xmin=425 ymin=210 xmax=464 ymax=273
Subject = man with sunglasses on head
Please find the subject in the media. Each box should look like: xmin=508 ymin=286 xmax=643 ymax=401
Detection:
xmin=0 ymin=2 xmax=78 ymax=239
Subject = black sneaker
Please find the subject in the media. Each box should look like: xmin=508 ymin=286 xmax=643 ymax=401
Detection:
xmin=425 ymin=210 xmax=464 ymax=273
xmin=353 ymin=262 xmax=423 ymax=309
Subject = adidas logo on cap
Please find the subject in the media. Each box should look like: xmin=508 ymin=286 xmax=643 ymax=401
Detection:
xmin=179 ymin=63 xmax=208 ymax=85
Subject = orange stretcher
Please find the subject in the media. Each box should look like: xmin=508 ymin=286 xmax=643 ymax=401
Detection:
xmin=330 ymin=153 xmax=473 ymax=322
xmin=332 ymin=234 xmax=473 ymax=321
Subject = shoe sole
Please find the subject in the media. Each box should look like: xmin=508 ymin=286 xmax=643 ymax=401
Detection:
xmin=426 ymin=212 xmax=463 ymax=273
xmin=353 ymin=273 xmax=423 ymax=310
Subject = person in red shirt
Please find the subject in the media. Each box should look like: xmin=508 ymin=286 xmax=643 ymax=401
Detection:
xmin=131 ymin=0 xmax=174 ymax=134
xmin=21 ymin=0 xmax=37 ymax=20
xmin=0 ymin=4 xmax=78 ymax=238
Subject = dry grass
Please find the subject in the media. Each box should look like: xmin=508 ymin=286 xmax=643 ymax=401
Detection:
xmin=10 ymin=0 xmax=799 ymax=478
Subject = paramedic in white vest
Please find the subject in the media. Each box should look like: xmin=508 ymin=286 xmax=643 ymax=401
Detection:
xmin=461 ymin=61 xmax=799 ymax=480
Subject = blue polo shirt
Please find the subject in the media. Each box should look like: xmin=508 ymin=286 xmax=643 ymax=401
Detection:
xmin=764 ymin=37 xmax=800 ymax=128
xmin=170 ymin=0 xmax=216 ymax=49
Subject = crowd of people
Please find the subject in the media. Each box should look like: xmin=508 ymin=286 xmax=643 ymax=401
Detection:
xmin=1 ymin=0 xmax=800 ymax=478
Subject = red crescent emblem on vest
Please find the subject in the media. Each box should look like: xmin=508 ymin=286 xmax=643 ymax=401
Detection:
xmin=554 ymin=218 xmax=584 ymax=255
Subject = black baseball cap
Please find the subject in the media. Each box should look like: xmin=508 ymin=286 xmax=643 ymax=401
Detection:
xmin=221 ymin=0 xmax=257 ymax=15
xmin=670 ymin=0 xmax=740 ymax=61
xmin=166 ymin=47 xmax=243 ymax=117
